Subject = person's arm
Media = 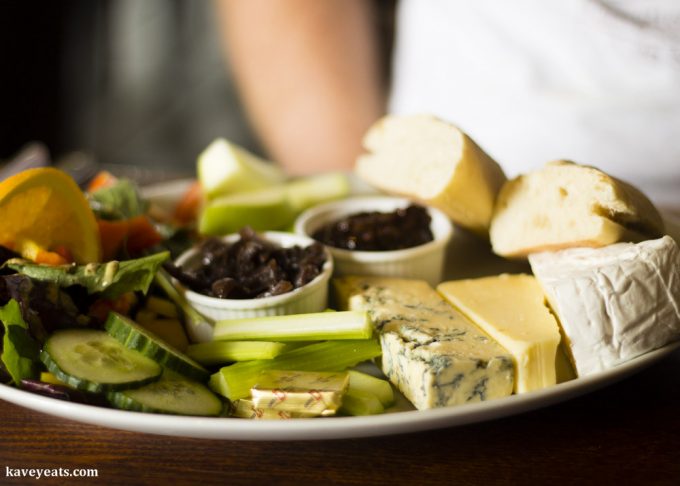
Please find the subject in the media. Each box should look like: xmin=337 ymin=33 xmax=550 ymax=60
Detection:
xmin=215 ymin=0 xmax=385 ymax=175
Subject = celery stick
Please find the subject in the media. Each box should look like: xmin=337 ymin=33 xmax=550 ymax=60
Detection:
xmin=187 ymin=341 xmax=287 ymax=365
xmin=340 ymin=389 xmax=385 ymax=416
xmin=348 ymin=370 xmax=394 ymax=407
xmin=278 ymin=342 xmax=316 ymax=353
xmin=285 ymin=172 xmax=350 ymax=213
xmin=209 ymin=340 xmax=381 ymax=401
xmin=213 ymin=311 xmax=372 ymax=342
xmin=155 ymin=269 xmax=213 ymax=342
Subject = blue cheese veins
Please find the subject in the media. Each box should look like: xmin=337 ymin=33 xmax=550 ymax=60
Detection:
xmin=333 ymin=276 xmax=514 ymax=410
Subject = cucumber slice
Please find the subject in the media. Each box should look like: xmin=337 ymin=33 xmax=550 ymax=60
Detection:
xmin=40 ymin=329 xmax=162 ymax=393
xmin=107 ymin=369 xmax=223 ymax=416
xmin=105 ymin=312 xmax=210 ymax=383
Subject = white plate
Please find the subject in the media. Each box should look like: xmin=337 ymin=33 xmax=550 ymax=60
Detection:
xmin=0 ymin=177 xmax=677 ymax=440
xmin=0 ymin=342 xmax=677 ymax=441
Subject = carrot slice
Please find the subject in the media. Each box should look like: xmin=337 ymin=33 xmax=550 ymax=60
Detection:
xmin=97 ymin=219 xmax=130 ymax=261
xmin=173 ymin=181 xmax=203 ymax=225
xmin=89 ymin=292 xmax=137 ymax=323
xmin=125 ymin=216 xmax=162 ymax=255
xmin=18 ymin=240 xmax=70 ymax=266
xmin=34 ymin=249 xmax=69 ymax=266
xmin=53 ymin=245 xmax=75 ymax=263
xmin=87 ymin=171 xmax=118 ymax=193
xmin=97 ymin=216 xmax=162 ymax=260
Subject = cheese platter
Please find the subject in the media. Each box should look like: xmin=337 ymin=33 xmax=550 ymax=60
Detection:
xmin=0 ymin=115 xmax=678 ymax=440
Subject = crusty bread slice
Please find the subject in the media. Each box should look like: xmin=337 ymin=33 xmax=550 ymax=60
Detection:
xmin=490 ymin=160 xmax=665 ymax=257
xmin=355 ymin=115 xmax=507 ymax=235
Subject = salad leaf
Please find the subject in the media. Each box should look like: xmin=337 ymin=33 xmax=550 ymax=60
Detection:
xmin=0 ymin=274 xmax=89 ymax=343
xmin=89 ymin=178 xmax=148 ymax=220
xmin=0 ymin=299 xmax=40 ymax=384
xmin=5 ymin=251 xmax=170 ymax=299
xmin=20 ymin=379 xmax=109 ymax=406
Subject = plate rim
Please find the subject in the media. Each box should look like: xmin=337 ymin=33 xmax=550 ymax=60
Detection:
xmin=1 ymin=341 xmax=677 ymax=441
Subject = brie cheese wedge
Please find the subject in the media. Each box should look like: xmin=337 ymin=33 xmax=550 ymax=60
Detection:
xmin=529 ymin=236 xmax=680 ymax=377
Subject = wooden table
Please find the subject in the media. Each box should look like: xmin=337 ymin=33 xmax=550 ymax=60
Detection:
xmin=1 ymin=347 xmax=679 ymax=486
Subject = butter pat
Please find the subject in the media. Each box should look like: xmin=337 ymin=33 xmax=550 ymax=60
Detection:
xmin=251 ymin=370 xmax=349 ymax=416
xmin=529 ymin=236 xmax=680 ymax=376
xmin=438 ymin=274 xmax=561 ymax=393
xmin=232 ymin=398 xmax=316 ymax=420
xmin=333 ymin=276 xmax=514 ymax=410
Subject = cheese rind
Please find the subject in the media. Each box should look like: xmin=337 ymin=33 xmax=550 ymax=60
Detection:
xmin=437 ymin=274 xmax=562 ymax=393
xmin=529 ymin=236 xmax=680 ymax=377
xmin=333 ymin=276 xmax=514 ymax=410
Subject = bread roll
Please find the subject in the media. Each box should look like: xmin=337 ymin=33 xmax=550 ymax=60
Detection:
xmin=490 ymin=160 xmax=665 ymax=257
xmin=355 ymin=115 xmax=507 ymax=235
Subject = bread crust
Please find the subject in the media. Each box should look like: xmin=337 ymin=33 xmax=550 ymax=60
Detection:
xmin=490 ymin=160 xmax=665 ymax=258
xmin=355 ymin=115 xmax=506 ymax=236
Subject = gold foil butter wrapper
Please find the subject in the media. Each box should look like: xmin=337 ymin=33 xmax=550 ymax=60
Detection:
xmin=251 ymin=370 xmax=350 ymax=416
xmin=232 ymin=399 xmax=316 ymax=420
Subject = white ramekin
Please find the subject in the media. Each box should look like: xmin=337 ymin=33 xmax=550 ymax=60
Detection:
xmin=294 ymin=197 xmax=453 ymax=286
xmin=174 ymin=231 xmax=333 ymax=339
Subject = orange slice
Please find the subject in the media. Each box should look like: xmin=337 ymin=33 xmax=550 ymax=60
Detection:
xmin=0 ymin=167 xmax=101 ymax=263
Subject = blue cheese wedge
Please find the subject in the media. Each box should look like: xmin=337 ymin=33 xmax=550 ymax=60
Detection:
xmin=529 ymin=236 xmax=680 ymax=377
xmin=438 ymin=274 xmax=562 ymax=393
xmin=333 ymin=276 xmax=514 ymax=410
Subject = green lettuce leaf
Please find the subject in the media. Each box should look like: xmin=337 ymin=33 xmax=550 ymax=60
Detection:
xmin=0 ymin=299 xmax=40 ymax=384
xmin=5 ymin=251 xmax=170 ymax=299
xmin=89 ymin=178 xmax=147 ymax=220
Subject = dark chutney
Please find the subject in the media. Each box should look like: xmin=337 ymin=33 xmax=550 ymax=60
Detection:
xmin=311 ymin=204 xmax=434 ymax=251
xmin=165 ymin=227 xmax=327 ymax=299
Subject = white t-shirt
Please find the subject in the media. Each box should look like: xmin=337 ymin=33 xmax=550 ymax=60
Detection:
xmin=389 ymin=0 xmax=680 ymax=204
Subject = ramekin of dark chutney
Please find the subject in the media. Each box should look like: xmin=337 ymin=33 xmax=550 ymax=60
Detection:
xmin=311 ymin=204 xmax=434 ymax=251
xmin=165 ymin=227 xmax=327 ymax=299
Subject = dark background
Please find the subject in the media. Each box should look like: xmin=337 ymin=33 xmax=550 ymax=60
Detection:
xmin=0 ymin=0 xmax=258 ymax=174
